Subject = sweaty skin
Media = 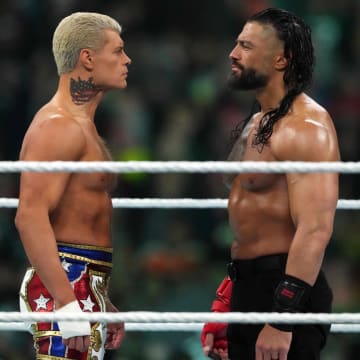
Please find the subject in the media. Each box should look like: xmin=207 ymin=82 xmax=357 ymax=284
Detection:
xmin=15 ymin=29 xmax=131 ymax=353
xmin=204 ymin=20 xmax=340 ymax=360
xmin=226 ymin=94 xmax=340 ymax=281
xmin=227 ymin=100 xmax=339 ymax=360
xmin=19 ymin=107 xmax=115 ymax=247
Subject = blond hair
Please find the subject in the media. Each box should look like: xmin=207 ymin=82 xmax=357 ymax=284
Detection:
xmin=52 ymin=12 xmax=122 ymax=75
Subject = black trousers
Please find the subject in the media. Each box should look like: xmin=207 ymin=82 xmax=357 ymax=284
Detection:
xmin=227 ymin=254 xmax=333 ymax=360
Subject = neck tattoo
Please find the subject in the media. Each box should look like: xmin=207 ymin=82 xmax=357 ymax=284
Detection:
xmin=70 ymin=77 xmax=100 ymax=105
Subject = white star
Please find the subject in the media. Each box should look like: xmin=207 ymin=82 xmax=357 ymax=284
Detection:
xmin=80 ymin=295 xmax=95 ymax=312
xmin=34 ymin=293 xmax=50 ymax=310
xmin=61 ymin=259 xmax=71 ymax=272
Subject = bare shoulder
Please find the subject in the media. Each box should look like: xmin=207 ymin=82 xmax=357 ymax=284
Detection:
xmin=20 ymin=104 xmax=86 ymax=161
xmin=272 ymin=94 xmax=340 ymax=162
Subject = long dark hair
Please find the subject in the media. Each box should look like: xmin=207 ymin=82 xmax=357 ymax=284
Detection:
xmin=230 ymin=8 xmax=315 ymax=149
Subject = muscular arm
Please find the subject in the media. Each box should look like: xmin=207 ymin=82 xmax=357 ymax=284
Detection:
xmin=275 ymin=115 xmax=340 ymax=285
xmin=255 ymin=111 xmax=340 ymax=360
xmin=15 ymin=114 xmax=86 ymax=308
xmin=286 ymin=171 xmax=338 ymax=284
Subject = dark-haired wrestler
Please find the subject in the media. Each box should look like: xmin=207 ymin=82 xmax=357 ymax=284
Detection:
xmin=16 ymin=12 xmax=131 ymax=359
xmin=201 ymin=8 xmax=340 ymax=360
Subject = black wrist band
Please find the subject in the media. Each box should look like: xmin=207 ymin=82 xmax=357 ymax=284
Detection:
xmin=270 ymin=274 xmax=312 ymax=332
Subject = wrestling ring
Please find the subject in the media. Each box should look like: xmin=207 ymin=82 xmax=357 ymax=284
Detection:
xmin=1 ymin=160 xmax=360 ymax=335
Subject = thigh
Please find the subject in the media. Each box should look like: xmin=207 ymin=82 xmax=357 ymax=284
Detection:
xmin=288 ymin=325 xmax=327 ymax=360
xmin=227 ymin=324 xmax=326 ymax=360
xmin=34 ymin=322 xmax=106 ymax=359
xmin=228 ymin=271 xmax=281 ymax=360
xmin=227 ymin=326 xmax=256 ymax=360
xmin=34 ymin=332 xmax=76 ymax=359
xmin=228 ymin=346 xmax=254 ymax=360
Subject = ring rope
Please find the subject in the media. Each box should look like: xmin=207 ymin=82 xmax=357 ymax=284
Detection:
xmin=0 ymin=311 xmax=359 ymax=324
xmin=1 ymin=322 xmax=359 ymax=333
xmin=2 ymin=161 xmax=358 ymax=334
xmin=0 ymin=198 xmax=359 ymax=209
xmin=0 ymin=160 xmax=359 ymax=173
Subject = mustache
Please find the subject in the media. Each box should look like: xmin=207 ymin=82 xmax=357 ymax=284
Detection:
xmin=231 ymin=61 xmax=244 ymax=71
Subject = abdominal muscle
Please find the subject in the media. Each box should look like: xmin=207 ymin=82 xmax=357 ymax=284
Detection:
xmin=228 ymin=176 xmax=295 ymax=259
xmin=50 ymin=181 xmax=113 ymax=248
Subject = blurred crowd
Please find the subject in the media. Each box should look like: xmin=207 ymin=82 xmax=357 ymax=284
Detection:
xmin=1 ymin=0 xmax=360 ymax=359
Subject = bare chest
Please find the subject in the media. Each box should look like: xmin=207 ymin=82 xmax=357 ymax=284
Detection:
xmin=75 ymin=132 xmax=116 ymax=192
xmin=225 ymin=120 xmax=279 ymax=191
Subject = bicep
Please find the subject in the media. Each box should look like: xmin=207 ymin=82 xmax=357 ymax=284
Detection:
xmin=18 ymin=172 xmax=71 ymax=212
xmin=287 ymin=172 xmax=338 ymax=229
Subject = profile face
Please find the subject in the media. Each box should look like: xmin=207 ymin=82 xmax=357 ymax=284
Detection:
xmin=91 ymin=30 xmax=132 ymax=90
xmin=228 ymin=22 xmax=283 ymax=91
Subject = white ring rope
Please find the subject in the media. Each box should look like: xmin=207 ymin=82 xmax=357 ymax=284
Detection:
xmin=0 ymin=198 xmax=359 ymax=209
xmin=1 ymin=322 xmax=358 ymax=333
xmin=1 ymin=161 xmax=358 ymax=335
xmin=1 ymin=313 xmax=360 ymax=333
xmin=0 ymin=160 xmax=360 ymax=173
xmin=0 ymin=311 xmax=359 ymax=324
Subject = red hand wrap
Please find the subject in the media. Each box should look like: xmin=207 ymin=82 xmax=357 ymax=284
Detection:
xmin=201 ymin=276 xmax=232 ymax=350
xmin=201 ymin=323 xmax=228 ymax=349
xmin=211 ymin=276 xmax=232 ymax=312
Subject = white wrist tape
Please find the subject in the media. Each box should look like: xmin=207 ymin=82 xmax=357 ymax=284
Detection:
xmin=56 ymin=300 xmax=91 ymax=339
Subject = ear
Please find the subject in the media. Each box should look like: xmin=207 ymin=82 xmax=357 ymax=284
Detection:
xmin=79 ymin=49 xmax=94 ymax=71
xmin=274 ymin=53 xmax=288 ymax=71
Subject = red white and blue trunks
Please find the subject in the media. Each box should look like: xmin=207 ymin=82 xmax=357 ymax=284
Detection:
xmin=19 ymin=242 xmax=113 ymax=360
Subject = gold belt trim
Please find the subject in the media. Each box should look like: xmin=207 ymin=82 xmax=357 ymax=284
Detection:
xmin=58 ymin=252 xmax=112 ymax=268
xmin=57 ymin=242 xmax=113 ymax=253
xmin=37 ymin=355 xmax=78 ymax=360
xmin=34 ymin=330 xmax=61 ymax=338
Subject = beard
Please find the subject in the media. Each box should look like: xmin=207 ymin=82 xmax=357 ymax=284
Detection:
xmin=228 ymin=65 xmax=269 ymax=91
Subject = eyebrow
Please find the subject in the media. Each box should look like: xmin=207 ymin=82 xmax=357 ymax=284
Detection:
xmin=237 ymin=39 xmax=253 ymax=47
xmin=114 ymin=44 xmax=124 ymax=51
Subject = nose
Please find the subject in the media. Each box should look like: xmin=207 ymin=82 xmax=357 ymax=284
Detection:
xmin=124 ymin=51 xmax=132 ymax=65
xmin=229 ymin=45 xmax=239 ymax=61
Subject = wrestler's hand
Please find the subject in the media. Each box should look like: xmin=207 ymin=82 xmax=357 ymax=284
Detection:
xmin=201 ymin=276 xmax=232 ymax=359
xmin=105 ymin=301 xmax=125 ymax=349
xmin=255 ymin=324 xmax=292 ymax=360
xmin=201 ymin=324 xmax=228 ymax=360
xmin=63 ymin=336 xmax=91 ymax=353
xmin=57 ymin=300 xmax=91 ymax=352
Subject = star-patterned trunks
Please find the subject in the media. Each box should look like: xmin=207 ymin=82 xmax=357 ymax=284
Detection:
xmin=19 ymin=242 xmax=113 ymax=360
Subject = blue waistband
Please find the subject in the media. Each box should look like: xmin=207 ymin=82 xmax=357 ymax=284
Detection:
xmin=57 ymin=242 xmax=113 ymax=266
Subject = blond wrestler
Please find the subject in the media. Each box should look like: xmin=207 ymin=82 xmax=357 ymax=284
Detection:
xmin=15 ymin=12 xmax=131 ymax=359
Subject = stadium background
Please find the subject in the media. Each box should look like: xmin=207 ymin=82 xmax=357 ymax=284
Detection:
xmin=1 ymin=0 xmax=360 ymax=359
